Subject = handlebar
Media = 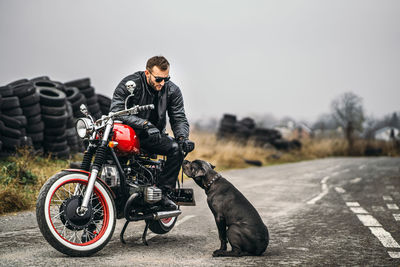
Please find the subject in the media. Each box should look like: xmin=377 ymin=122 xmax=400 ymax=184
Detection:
xmin=96 ymin=104 xmax=155 ymax=124
xmin=136 ymin=104 xmax=155 ymax=113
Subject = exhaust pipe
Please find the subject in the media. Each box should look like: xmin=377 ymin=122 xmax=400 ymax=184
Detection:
xmin=128 ymin=209 xmax=182 ymax=222
xmin=154 ymin=210 xmax=182 ymax=220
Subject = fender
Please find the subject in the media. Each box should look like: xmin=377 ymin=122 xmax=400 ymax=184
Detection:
xmin=63 ymin=168 xmax=116 ymax=199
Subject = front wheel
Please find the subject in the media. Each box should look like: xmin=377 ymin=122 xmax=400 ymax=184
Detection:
xmin=148 ymin=216 xmax=178 ymax=234
xmin=36 ymin=171 xmax=116 ymax=256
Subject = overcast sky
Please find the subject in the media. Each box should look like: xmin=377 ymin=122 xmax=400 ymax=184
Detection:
xmin=0 ymin=0 xmax=399 ymax=123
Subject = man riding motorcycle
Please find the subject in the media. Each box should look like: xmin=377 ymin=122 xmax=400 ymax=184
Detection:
xmin=110 ymin=55 xmax=194 ymax=210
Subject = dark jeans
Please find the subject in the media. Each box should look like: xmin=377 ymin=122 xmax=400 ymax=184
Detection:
xmin=140 ymin=134 xmax=184 ymax=191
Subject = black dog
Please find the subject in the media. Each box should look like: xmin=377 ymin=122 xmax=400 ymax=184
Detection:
xmin=182 ymin=159 xmax=269 ymax=257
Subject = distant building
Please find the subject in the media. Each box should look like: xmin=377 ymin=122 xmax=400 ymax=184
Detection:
xmin=374 ymin=127 xmax=400 ymax=141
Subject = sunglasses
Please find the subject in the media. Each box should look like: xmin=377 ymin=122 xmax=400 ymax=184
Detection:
xmin=149 ymin=71 xmax=170 ymax=83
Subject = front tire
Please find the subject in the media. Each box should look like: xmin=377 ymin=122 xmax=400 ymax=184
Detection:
xmin=36 ymin=171 xmax=116 ymax=256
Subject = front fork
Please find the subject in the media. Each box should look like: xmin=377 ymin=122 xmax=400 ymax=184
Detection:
xmin=77 ymin=119 xmax=114 ymax=216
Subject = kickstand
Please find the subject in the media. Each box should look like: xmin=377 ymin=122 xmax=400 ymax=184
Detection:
xmin=142 ymin=220 xmax=150 ymax=246
xmin=120 ymin=220 xmax=130 ymax=244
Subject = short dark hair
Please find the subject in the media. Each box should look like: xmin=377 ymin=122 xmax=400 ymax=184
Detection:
xmin=146 ymin=56 xmax=170 ymax=71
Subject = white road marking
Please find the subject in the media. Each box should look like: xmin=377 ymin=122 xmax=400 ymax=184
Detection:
xmin=306 ymin=176 xmax=330 ymax=204
xmin=175 ymin=215 xmax=196 ymax=227
xmin=393 ymin=214 xmax=400 ymax=221
xmin=388 ymin=251 xmax=400 ymax=258
xmin=386 ymin=185 xmax=395 ymax=190
xmin=350 ymin=177 xmax=362 ymax=184
xmin=346 ymin=202 xmax=360 ymax=207
xmin=369 ymin=227 xmax=400 ymax=248
xmin=383 ymin=195 xmax=393 ymax=201
xmin=350 ymin=207 xmax=368 ymax=214
xmin=359 ymin=165 xmax=366 ymax=170
xmin=356 ymin=215 xmax=382 ymax=227
xmin=335 ymin=187 xmax=346 ymax=194
xmin=387 ymin=204 xmax=399 ymax=210
xmin=345 ymin=197 xmax=400 ymax=258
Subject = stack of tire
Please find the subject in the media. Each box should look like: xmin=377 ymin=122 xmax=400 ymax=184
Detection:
xmin=64 ymin=78 xmax=102 ymax=120
xmin=65 ymin=101 xmax=82 ymax=153
xmin=37 ymin=84 xmax=70 ymax=159
xmin=0 ymin=84 xmax=24 ymax=156
xmin=0 ymin=76 xmax=112 ymax=158
xmin=216 ymin=113 xmax=302 ymax=151
xmin=235 ymin=117 xmax=256 ymax=141
xmin=64 ymin=86 xmax=87 ymax=118
xmin=217 ymin=114 xmax=237 ymax=140
xmin=15 ymin=79 xmax=48 ymax=151
xmin=97 ymin=94 xmax=111 ymax=116
xmin=252 ymin=128 xmax=282 ymax=146
xmin=0 ymin=80 xmax=32 ymax=156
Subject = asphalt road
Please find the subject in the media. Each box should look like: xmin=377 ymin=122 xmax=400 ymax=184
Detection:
xmin=1 ymin=157 xmax=400 ymax=266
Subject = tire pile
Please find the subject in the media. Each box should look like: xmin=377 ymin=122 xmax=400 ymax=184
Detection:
xmin=64 ymin=79 xmax=103 ymax=120
xmin=217 ymin=113 xmax=302 ymax=151
xmin=0 ymin=77 xmax=112 ymax=159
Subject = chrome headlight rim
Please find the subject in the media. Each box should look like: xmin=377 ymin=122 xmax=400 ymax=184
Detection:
xmin=75 ymin=118 xmax=94 ymax=139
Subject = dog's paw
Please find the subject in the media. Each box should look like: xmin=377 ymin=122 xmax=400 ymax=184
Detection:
xmin=212 ymin=249 xmax=226 ymax=257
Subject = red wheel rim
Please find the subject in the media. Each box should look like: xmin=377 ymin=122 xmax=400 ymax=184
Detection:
xmin=47 ymin=178 xmax=110 ymax=246
xmin=161 ymin=217 xmax=172 ymax=224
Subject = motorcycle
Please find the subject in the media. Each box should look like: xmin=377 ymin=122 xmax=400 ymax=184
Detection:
xmin=36 ymin=81 xmax=195 ymax=256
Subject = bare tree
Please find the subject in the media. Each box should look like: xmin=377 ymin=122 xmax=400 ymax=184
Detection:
xmin=331 ymin=92 xmax=365 ymax=154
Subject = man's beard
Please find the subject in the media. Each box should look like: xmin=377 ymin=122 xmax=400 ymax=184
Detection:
xmin=149 ymin=79 xmax=161 ymax=91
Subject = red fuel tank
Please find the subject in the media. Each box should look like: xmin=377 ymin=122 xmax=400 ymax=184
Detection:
xmin=111 ymin=123 xmax=140 ymax=156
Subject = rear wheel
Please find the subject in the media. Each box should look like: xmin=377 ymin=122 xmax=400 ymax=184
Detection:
xmin=148 ymin=216 xmax=178 ymax=234
xmin=36 ymin=171 xmax=116 ymax=256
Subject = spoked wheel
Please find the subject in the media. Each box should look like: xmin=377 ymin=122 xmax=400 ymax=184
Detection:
xmin=148 ymin=216 xmax=178 ymax=234
xmin=36 ymin=171 xmax=116 ymax=256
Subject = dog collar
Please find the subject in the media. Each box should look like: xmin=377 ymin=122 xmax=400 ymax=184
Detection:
xmin=205 ymin=174 xmax=221 ymax=191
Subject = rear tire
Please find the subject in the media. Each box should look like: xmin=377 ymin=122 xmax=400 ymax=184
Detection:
xmin=36 ymin=171 xmax=116 ymax=256
xmin=147 ymin=216 xmax=178 ymax=234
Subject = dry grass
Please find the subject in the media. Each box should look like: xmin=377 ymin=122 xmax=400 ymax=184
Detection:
xmin=0 ymin=148 xmax=75 ymax=214
xmin=0 ymin=132 xmax=398 ymax=215
xmin=186 ymin=131 xmax=400 ymax=170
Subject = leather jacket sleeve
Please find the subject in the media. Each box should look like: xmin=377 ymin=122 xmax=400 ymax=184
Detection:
xmin=168 ymin=85 xmax=189 ymax=139
xmin=110 ymin=75 xmax=147 ymax=129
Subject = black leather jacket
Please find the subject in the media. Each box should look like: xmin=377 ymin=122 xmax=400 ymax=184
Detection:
xmin=110 ymin=71 xmax=189 ymax=139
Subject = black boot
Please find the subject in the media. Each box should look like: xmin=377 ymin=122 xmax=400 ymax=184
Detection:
xmin=160 ymin=191 xmax=178 ymax=211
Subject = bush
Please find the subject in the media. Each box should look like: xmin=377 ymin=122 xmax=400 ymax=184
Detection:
xmin=0 ymin=161 xmax=37 ymax=185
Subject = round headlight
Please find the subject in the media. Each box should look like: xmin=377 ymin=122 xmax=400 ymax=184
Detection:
xmin=75 ymin=118 xmax=93 ymax=138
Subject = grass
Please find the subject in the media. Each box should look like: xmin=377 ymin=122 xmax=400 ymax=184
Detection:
xmin=0 ymin=132 xmax=398 ymax=215
xmin=0 ymin=148 xmax=75 ymax=214
xmin=186 ymin=132 xmax=400 ymax=169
